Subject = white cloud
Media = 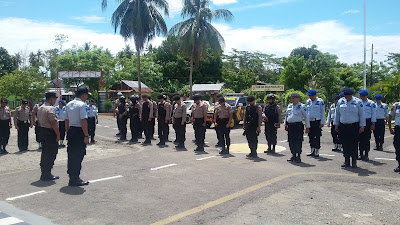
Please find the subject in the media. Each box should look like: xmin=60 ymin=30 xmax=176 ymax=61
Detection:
xmin=230 ymin=0 xmax=295 ymax=12
xmin=167 ymin=0 xmax=183 ymax=17
xmin=344 ymin=9 xmax=360 ymax=14
xmin=212 ymin=0 xmax=238 ymax=5
xmin=213 ymin=20 xmax=400 ymax=64
xmin=0 ymin=18 xmax=165 ymax=55
xmin=71 ymin=15 xmax=107 ymax=24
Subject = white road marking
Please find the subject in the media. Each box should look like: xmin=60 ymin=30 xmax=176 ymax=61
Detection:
xmin=342 ymin=214 xmax=352 ymax=218
xmin=360 ymin=214 xmax=373 ymax=217
xmin=0 ymin=217 xmax=24 ymax=224
xmin=375 ymin=158 xmax=396 ymax=161
xmin=303 ymin=136 xmax=308 ymax=138
xmin=97 ymin=124 xmax=102 ymax=126
xmin=197 ymin=156 xmax=216 ymax=161
xmin=89 ymin=175 xmax=123 ymax=183
xmin=279 ymin=140 xmax=287 ymax=143
xmin=319 ymin=154 xmax=336 ymax=157
xmin=151 ymin=164 xmax=177 ymax=171
xmin=6 ymin=190 xmax=46 ymax=201
xmin=104 ymin=126 xmax=110 ymax=128
xmin=113 ymin=128 xmax=118 ymax=130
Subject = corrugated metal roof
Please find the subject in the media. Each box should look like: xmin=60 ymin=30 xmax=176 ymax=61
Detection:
xmin=122 ymin=80 xmax=149 ymax=89
xmin=192 ymin=83 xmax=225 ymax=92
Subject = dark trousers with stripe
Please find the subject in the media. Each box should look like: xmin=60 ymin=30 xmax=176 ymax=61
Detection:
xmin=288 ymin=122 xmax=304 ymax=154
xmin=17 ymin=121 xmax=29 ymax=151
xmin=374 ymin=119 xmax=385 ymax=146
xmin=308 ymin=120 xmax=322 ymax=149
xmin=330 ymin=122 xmax=340 ymax=144
xmin=158 ymin=118 xmax=168 ymax=142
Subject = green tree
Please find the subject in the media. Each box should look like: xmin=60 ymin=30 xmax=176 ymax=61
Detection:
xmin=169 ymin=0 xmax=233 ymax=96
xmin=0 ymin=47 xmax=17 ymax=76
xmin=280 ymin=56 xmax=310 ymax=92
xmin=103 ymin=0 xmax=169 ymax=97
xmin=338 ymin=66 xmax=363 ymax=92
xmin=222 ymin=67 xmax=256 ymax=93
xmin=290 ymin=45 xmax=320 ymax=60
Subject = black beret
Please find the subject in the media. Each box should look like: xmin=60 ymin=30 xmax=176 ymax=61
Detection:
xmin=343 ymin=88 xmax=354 ymax=95
xmin=193 ymin=94 xmax=202 ymax=101
xmin=334 ymin=96 xmax=341 ymax=101
xmin=267 ymin=94 xmax=276 ymax=99
xmin=0 ymin=98 xmax=8 ymax=103
xmin=172 ymin=95 xmax=181 ymax=101
xmin=157 ymin=94 xmax=164 ymax=99
xmin=21 ymin=99 xmax=28 ymax=104
xmin=76 ymin=86 xmax=89 ymax=94
xmin=142 ymin=94 xmax=149 ymax=98
xmin=45 ymin=92 xmax=58 ymax=99
xmin=89 ymin=99 xmax=95 ymax=102
xmin=218 ymin=97 xmax=225 ymax=103
xmin=291 ymin=93 xmax=300 ymax=98
xmin=246 ymin=96 xmax=255 ymax=102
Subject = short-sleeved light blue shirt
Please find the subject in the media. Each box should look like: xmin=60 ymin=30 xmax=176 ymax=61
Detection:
xmin=66 ymin=98 xmax=88 ymax=127
xmin=86 ymin=105 xmax=98 ymax=118
xmin=390 ymin=102 xmax=400 ymax=126
xmin=55 ymin=106 xmax=66 ymax=121
xmin=306 ymin=97 xmax=325 ymax=125
xmin=362 ymin=98 xmax=377 ymax=122
xmin=376 ymin=102 xmax=388 ymax=120
xmin=334 ymin=97 xmax=366 ymax=127
xmin=284 ymin=103 xmax=310 ymax=128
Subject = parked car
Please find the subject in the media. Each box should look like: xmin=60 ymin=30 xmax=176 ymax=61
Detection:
xmin=224 ymin=93 xmax=248 ymax=125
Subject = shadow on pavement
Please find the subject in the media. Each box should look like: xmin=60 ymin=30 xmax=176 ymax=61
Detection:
xmin=175 ymin=147 xmax=188 ymax=152
xmin=316 ymin=156 xmax=333 ymax=162
xmin=246 ymin=157 xmax=267 ymax=162
xmin=365 ymin=159 xmax=386 ymax=166
xmin=31 ymin=180 xmax=56 ymax=187
xmin=343 ymin=167 xmax=377 ymax=177
xmin=60 ymin=186 xmax=86 ymax=195
xmin=289 ymin=161 xmax=315 ymax=167
xmin=195 ymin=151 xmax=209 ymax=155
xmin=221 ymin=154 xmax=235 ymax=158
xmin=266 ymin=152 xmax=285 ymax=157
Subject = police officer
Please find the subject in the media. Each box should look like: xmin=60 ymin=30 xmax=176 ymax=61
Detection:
xmin=327 ymin=96 xmax=341 ymax=152
xmin=358 ymin=89 xmax=376 ymax=161
xmin=117 ymin=96 xmax=129 ymax=141
xmin=37 ymin=92 xmax=60 ymax=181
xmin=334 ymin=88 xmax=365 ymax=168
xmin=32 ymin=98 xmax=45 ymax=150
xmin=285 ymin=93 xmax=309 ymax=163
xmin=128 ymin=95 xmax=141 ymax=143
xmin=157 ymin=94 xmax=171 ymax=146
xmin=262 ymin=94 xmax=282 ymax=153
xmin=150 ymin=97 xmax=157 ymax=140
xmin=243 ymin=96 xmax=263 ymax=158
xmin=214 ymin=97 xmax=233 ymax=154
xmin=14 ymin=99 xmax=32 ymax=152
xmin=305 ymin=89 xmax=325 ymax=157
xmin=115 ymin=92 xmax=123 ymax=136
xmin=0 ymin=98 xmax=12 ymax=154
xmin=213 ymin=94 xmax=224 ymax=147
xmin=389 ymin=101 xmax=400 ymax=173
xmin=192 ymin=94 xmax=208 ymax=152
xmin=172 ymin=95 xmax=187 ymax=149
xmin=55 ymin=100 xmax=66 ymax=148
xmin=141 ymin=94 xmax=154 ymax=144
xmin=373 ymin=94 xmax=388 ymax=151
xmin=87 ymin=99 xmax=98 ymax=144
xmin=65 ymin=86 xmax=90 ymax=186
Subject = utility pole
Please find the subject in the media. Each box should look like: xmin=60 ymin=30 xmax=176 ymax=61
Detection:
xmin=370 ymin=44 xmax=373 ymax=87
xmin=363 ymin=0 xmax=367 ymax=89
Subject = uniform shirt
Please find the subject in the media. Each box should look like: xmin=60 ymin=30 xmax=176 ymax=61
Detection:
xmin=152 ymin=101 xmax=158 ymax=118
xmin=334 ymin=97 xmax=366 ymax=127
xmin=0 ymin=106 xmax=11 ymax=120
xmin=192 ymin=101 xmax=208 ymax=119
xmin=326 ymin=103 xmax=337 ymax=125
xmin=243 ymin=105 xmax=263 ymax=125
xmin=263 ymin=103 xmax=282 ymax=124
xmin=14 ymin=106 xmax=31 ymax=124
xmin=55 ymin=106 xmax=66 ymax=121
xmin=157 ymin=101 xmax=172 ymax=121
xmin=33 ymin=104 xmax=40 ymax=121
xmin=65 ymin=98 xmax=88 ymax=127
xmin=37 ymin=102 xmax=56 ymax=129
xmin=376 ymin=102 xmax=388 ymax=120
xmin=139 ymin=100 xmax=154 ymax=119
xmin=306 ymin=97 xmax=325 ymax=125
xmin=284 ymin=103 xmax=310 ymax=128
xmin=173 ymin=102 xmax=187 ymax=122
xmin=389 ymin=102 xmax=400 ymax=126
xmin=362 ymin=98 xmax=377 ymax=122
xmin=86 ymin=105 xmax=98 ymax=118
xmin=215 ymin=103 xmax=233 ymax=119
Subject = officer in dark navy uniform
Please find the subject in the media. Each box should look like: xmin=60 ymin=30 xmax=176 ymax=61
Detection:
xmin=117 ymin=96 xmax=129 ymax=141
xmin=262 ymin=94 xmax=282 ymax=153
xmin=141 ymin=94 xmax=154 ymax=144
xmin=157 ymin=94 xmax=171 ymax=146
xmin=129 ymin=95 xmax=141 ymax=143
xmin=243 ymin=96 xmax=262 ymax=158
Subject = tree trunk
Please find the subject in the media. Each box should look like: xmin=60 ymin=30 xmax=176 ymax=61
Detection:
xmin=189 ymin=45 xmax=195 ymax=98
xmin=137 ymin=50 xmax=142 ymax=98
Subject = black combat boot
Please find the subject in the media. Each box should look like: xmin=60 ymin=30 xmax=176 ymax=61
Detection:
xmin=307 ymin=148 xmax=315 ymax=157
xmin=341 ymin=157 xmax=350 ymax=168
xmin=295 ymin=153 xmax=302 ymax=163
xmin=40 ymin=169 xmax=59 ymax=181
xmin=352 ymin=157 xmax=358 ymax=168
xmin=287 ymin=154 xmax=296 ymax=162
xmin=69 ymin=176 xmax=89 ymax=186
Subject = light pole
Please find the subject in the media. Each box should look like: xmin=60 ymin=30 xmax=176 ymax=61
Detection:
xmin=363 ymin=0 xmax=367 ymax=89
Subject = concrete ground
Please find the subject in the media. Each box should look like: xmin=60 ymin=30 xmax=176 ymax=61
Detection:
xmin=0 ymin=115 xmax=399 ymax=225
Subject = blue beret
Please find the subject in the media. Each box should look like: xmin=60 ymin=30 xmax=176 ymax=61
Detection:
xmin=307 ymin=89 xmax=317 ymax=96
xmin=359 ymin=89 xmax=369 ymax=96
xmin=339 ymin=92 xmax=344 ymax=97
xmin=59 ymin=100 xmax=65 ymax=105
xmin=42 ymin=98 xmax=46 ymax=102
xmin=343 ymin=88 xmax=354 ymax=95
xmin=374 ymin=94 xmax=383 ymax=100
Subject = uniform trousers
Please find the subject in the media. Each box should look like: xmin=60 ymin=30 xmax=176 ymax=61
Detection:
xmin=288 ymin=122 xmax=304 ymax=154
xmin=339 ymin=123 xmax=359 ymax=160
xmin=374 ymin=119 xmax=385 ymax=146
xmin=216 ymin=118 xmax=231 ymax=148
xmin=87 ymin=117 xmax=96 ymax=138
xmin=59 ymin=121 xmax=66 ymax=140
xmin=17 ymin=121 xmax=29 ymax=151
xmin=67 ymin=127 xmax=86 ymax=178
xmin=0 ymin=119 xmax=10 ymax=148
xmin=142 ymin=118 xmax=152 ymax=142
xmin=130 ymin=116 xmax=140 ymax=140
xmin=35 ymin=121 xmax=41 ymax=143
xmin=194 ymin=118 xmax=206 ymax=147
xmin=245 ymin=124 xmax=258 ymax=156
xmin=40 ymin=128 xmax=58 ymax=172
xmin=308 ymin=120 xmax=322 ymax=149
xmin=173 ymin=118 xmax=186 ymax=146
xmin=158 ymin=118 xmax=169 ymax=142
xmin=394 ymin=126 xmax=400 ymax=165
xmin=359 ymin=118 xmax=372 ymax=157
xmin=265 ymin=122 xmax=278 ymax=146
xmin=119 ymin=116 xmax=128 ymax=139
xmin=330 ymin=121 xmax=340 ymax=145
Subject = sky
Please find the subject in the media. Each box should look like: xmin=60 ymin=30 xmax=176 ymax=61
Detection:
xmin=0 ymin=0 xmax=399 ymax=64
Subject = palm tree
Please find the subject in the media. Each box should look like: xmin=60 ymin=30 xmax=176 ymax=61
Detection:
xmin=169 ymin=0 xmax=233 ymax=97
xmin=102 ymin=0 xmax=169 ymax=97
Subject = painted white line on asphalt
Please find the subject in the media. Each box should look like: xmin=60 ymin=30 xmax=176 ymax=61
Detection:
xmin=6 ymin=190 xmax=46 ymax=201
xmin=342 ymin=214 xmax=352 ymax=218
xmin=97 ymin=124 xmax=102 ymax=126
xmin=360 ymin=214 xmax=373 ymax=217
xmin=0 ymin=217 xmax=24 ymax=224
xmin=113 ymin=128 xmax=118 ymax=130
xmin=89 ymin=175 xmax=123 ymax=183
xmin=104 ymin=126 xmax=110 ymax=128
xmin=375 ymin=158 xmax=396 ymax=161
xmin=303 ymin=136 xmax=308 ymax=138
xmin=319 ymin=154 xmax=336 ymax=157
xmin=197 ymin=156 xmax=216 ymax=161
xmin=151 ymin=164 xmax=177 ymax=171
xmin=279 ymin=140 xmax=287 ymax=143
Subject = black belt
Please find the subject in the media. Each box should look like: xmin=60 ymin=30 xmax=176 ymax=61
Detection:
xmin=70 ymin=126 xmax=82 ymax=129
xmin=287 ymin=122 xmax=302 ymax=125
xmin=88 ymin=117 xmax=96 ymax=118
xmin=340 ymin=122 xmax=358 ymax=126
xmin=17 ymin=120 xmax=29 ymax=123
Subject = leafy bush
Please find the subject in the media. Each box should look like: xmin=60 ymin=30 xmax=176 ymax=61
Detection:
xmin=282 ymin=89 xmax=307 ymax=105
xmin=103 ymin=100 xmax=113 ymax=113
xmin=220 ymin=88 xmax=235 ymax=95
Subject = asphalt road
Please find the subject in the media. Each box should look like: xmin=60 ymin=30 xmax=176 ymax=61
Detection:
xmin=0 ymin=115 xmax=399 ymax=225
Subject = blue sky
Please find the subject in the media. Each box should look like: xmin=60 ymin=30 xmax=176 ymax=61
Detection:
xmin=0 ymin=0 xmax=399 ymax=63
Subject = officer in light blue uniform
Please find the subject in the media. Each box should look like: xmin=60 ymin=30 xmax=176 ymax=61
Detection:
xmin=358 ymin=89 xmax=376 ymax=161
xmin=388 ymin=101 xmax=400 ymax=172
xmin=55 ymin=100 xmax=67 ymax=147
xmin=327 ymin=95 xmax=341 ymax=152
xmin=334 ymin=88 xmax=366 ymax=168
xmin=305 ymin=89 xmax=325 ymax=157
xmin=284 ymin=93 xmax=310 ymax=163
xmin=86 ymin=99 xmax=98 ymax=144
xmin=373 ymin=94 xmax=388 ymax=151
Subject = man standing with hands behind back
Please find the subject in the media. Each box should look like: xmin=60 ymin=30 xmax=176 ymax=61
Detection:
xmin=65 ymin=86 xmax=90 ymax=186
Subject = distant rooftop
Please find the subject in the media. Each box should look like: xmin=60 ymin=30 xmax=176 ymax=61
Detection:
xmin=192 ymin=83 xmax=225 ymax=92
